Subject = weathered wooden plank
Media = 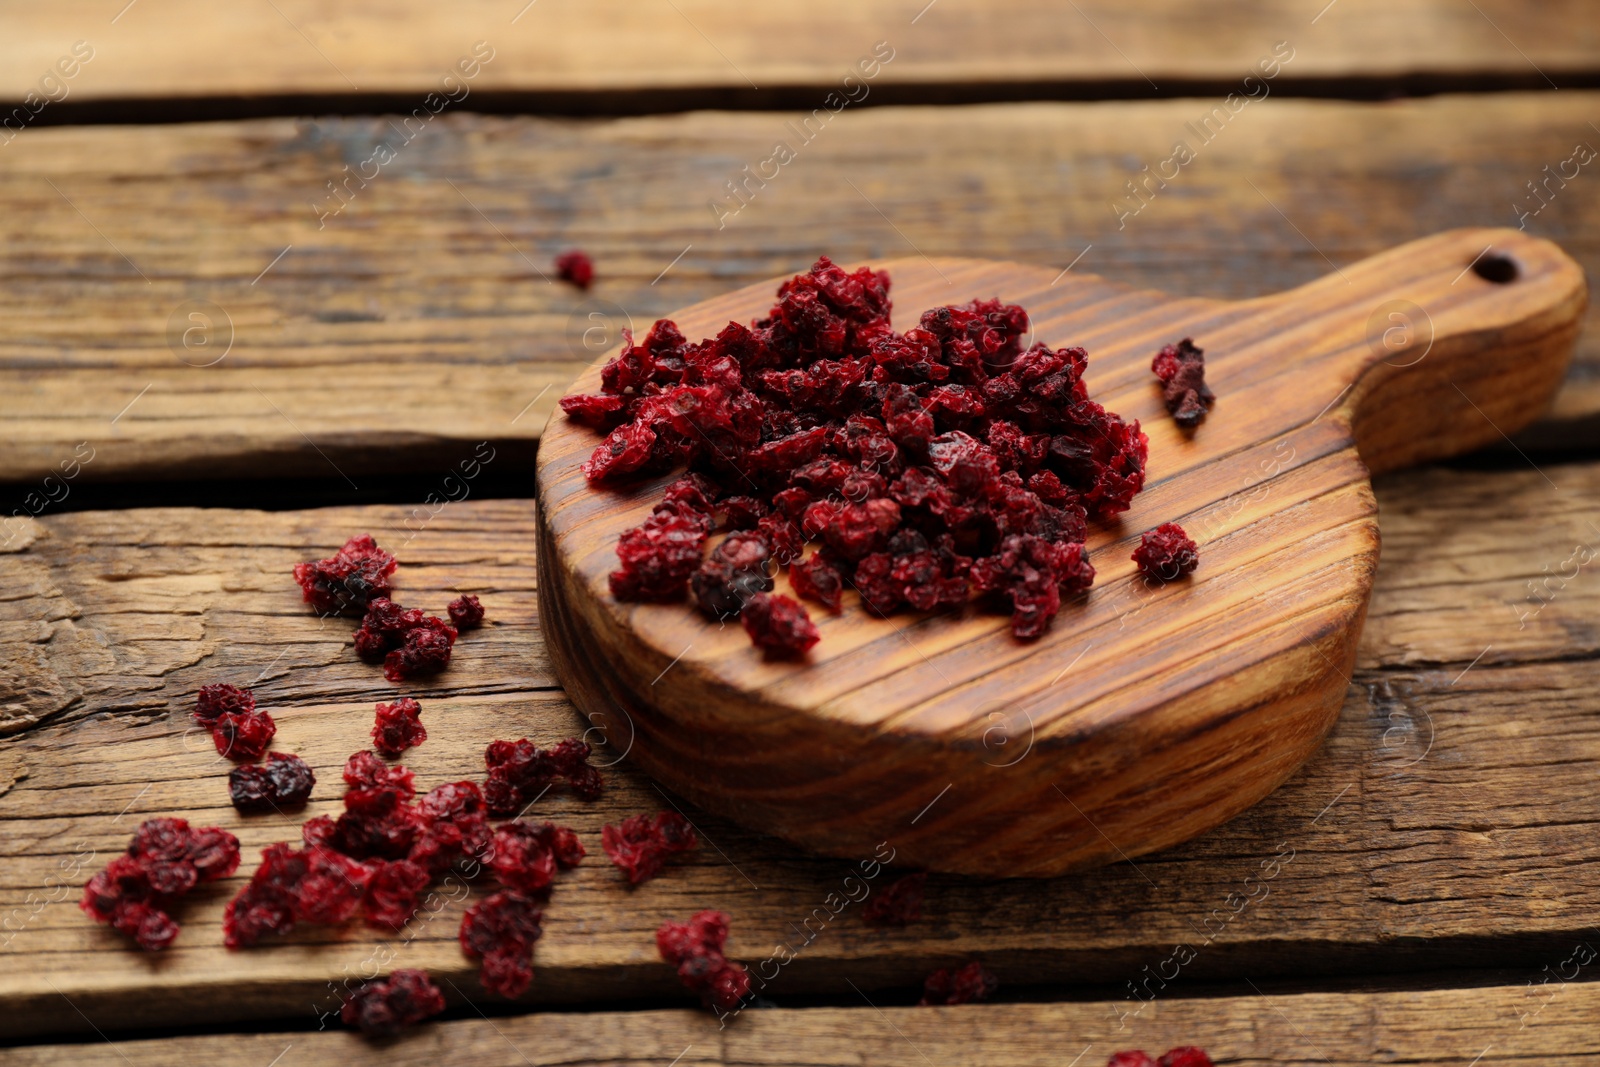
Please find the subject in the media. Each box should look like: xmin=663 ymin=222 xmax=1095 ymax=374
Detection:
xmin=6 ymin=982 xmax=1600 ymax=1066
xmin=3 ymin=94 xmax=1600 ymax=487
xmin=2 ymin=1 xmax=1594 ymax=108
xmin=2 ymin=462 xmax=1598 ymax=1037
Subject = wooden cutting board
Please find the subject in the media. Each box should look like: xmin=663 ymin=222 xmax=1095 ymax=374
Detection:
xmin=534 ymin=228 xmax=1586 ymax=878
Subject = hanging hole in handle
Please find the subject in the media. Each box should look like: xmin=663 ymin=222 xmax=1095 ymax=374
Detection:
xmin=1472 ymin=252 xmax=1519 ymax=284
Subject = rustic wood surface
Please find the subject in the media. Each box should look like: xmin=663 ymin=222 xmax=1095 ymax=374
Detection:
xmin=5 ymin=95 xmax=1600 ymax=488
xmin=2 ymin=1 xmax=1594 ymax=107
xmin=535 ymin=230 xmax=1584 ymax=877
xmin=3 ymin=457 xmax=1599 ymax=1037
xmin=8 ymin=981 xmax=1600 ymax=1067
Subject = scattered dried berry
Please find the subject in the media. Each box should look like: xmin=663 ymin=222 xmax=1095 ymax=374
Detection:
xmin=383 ymin=622 xmax=456 ymax=682
xmin=1108 ymin=1050 xmax=1213 ymax=1067
xmin=223 ymin=843 xmax=372 ymax=947
xmin=229 ymin=752 xmax=316 ymax=813
xmin=212 ymin=709 xmax=277 ymax=762
xmin=351 ymin=598 xmax=459 ymax=681
xmin=372 ymin=697 xmax=427 ymax=757
xmin=81 ymin=819 xmax=241 ymax=951
xmin=487 ymin=821 xmax=585 ymax=894
xmin=573 ymin=257 xmax=1149 ymax=646
xmin=341 ymin=968 xmax=446 ymax=1038
xmin=363 ymin=859 xmax=433 ymax=931
xmin=1107 ymin=1054 xmax=1156 ymax=1067
xmin=861 ymin=871 xmax=926 ymax=926
xmin=657 ymin=910 xmax=750 ymax=1012
xmin=194 ymin=683 xmax=255 ymax=726
xmin=919 ymin=960 xmax=998 ymax=1005
xmin=409 ymin=780 xmax=491 ymax=873
xmin=740 ymin=593 xmax=819 ymax=657
xmin=555 ymin=249 xmax=594 ymax=290
xmin=294 ymin=534 xmax=396 ymax=616
xmin=447 ymin=594 xmax=485 ymax=630
xmin=483 ymin=737 xmax=603 ymax=817
xmin=460 ymin=889 xmax=545 ymax=998
xmin=601 ymin=812 xmax=698 ymax=885
xmin=1132 ymin=522 xmax=1199 ymax=582
xmin=1152 ymin=338 xmax=1214 ymax=428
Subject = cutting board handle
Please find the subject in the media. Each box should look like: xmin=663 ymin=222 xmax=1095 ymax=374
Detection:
xmin=1264 ymin=227 xmax=1587 ymax=474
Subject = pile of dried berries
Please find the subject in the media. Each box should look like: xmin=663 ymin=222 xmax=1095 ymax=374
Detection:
xmin=483 ymin=737 xmax=605 ymax=816
xmin=601 ymin=811 xmax=698 ymax=885
xmin=461 ymin=889 xmax=547 ymax=999
xmin=565 ymin=256 xmax=1152 ymax=647
xmin=80 ymin=818 xmax=241 ymax=950
xmin=919 ymin=960 xmax=998 ymax=1005
xmin=294 ymin=534 xmax=396 ymax=616
xmin=657 ymin=910 xmax=751 ymax=1011
xmin=195 ymin=683 xmax=277 ymax=762
xmin=555 ymin=249 xmax=594 ymax=290
xmin=1108 ymin=1048 xmax=1213 ymax=1067
xmin=229 ymin=753 xmax=316 ymax=813
xmin=341 ymin=969 xmax=447 ymax=1038
xmin=1151 ymin=337 xmax=1213 ymax=428
xmin=1132 ymin=522 xmax=1198 ymax=582
xmin=372 ymin=697 xmax=427 ymax=756
xmin=861 ymin=871 xmax=926 ymax=926
xmin=353 ymin=597 xmax=458 ymax=682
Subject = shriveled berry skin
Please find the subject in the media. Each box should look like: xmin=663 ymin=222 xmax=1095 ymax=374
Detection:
xmin=740 ymin=593 xmax=819 ymax=656
xmin=483 ymin=737 xmax=604 ymax=817
xmin=487 ymin=821 xmax=585 ymax=893
xmin=1152 ymin=338 xmax=1214 ymax=428
xmin=410 ymin=780 xmax=491 ymax=872
xmin=601 ymin=812 xmax=698 ymax=885
xmin=460 ymin=890 xmax=545 ymax=999
xmin=1106 ymin=1054 xmax=1158 ymax=1067
xmin=372 ymin=697 xmax=427 ymax=756
xmin=363 ymin=859 xmax=433 ymax=931
xmin=919 ymin=960 xmax=998 ymax=1005
xmin=223 ymin=843 xmax=372 ymax=947
xmin=229 ymin=752 xmax=316 ymax=813
xmin=1132 ymin=522 xmax=1199 ymax=582
xmin=383 ymin=624 xmax=455 ymax=682
xmin=194 ymin=683 xmax=255 ymax=726
xmin=554 ymin=249 xmax=594 ymax=290
xmin=447 ymin=594 xmax=485 ymax=630
xmin=1157 ymin=1049 xmax=1213 ymax=1067
xmin=341 ymin=968 xmax=446 ymax=1037
xmin=656 ymin=910 xmax=750 ymax=1012
xmin=861 ymin=871 xmax=926 ymax=926
xmin=212 ymin=709 xmax=277 ymax=762
xmin=294 ymin=534 xmax=396 ymax=616
xmin=81 ymin=819 xmax=241 ymax=951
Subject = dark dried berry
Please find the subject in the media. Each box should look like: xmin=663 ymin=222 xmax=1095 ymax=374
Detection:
xmin=554 ymin=250 xmax=594 ymax=290
xmin=447 ymin=594 xmax=486 ymax=629
xmin=657 ymin=910 xmax=750 ymax=1012
xmin=213 ymin=710 xmax=277 ymax=762
xmin=483 ymin=737 xmax=604 ymax=817
xmin=919 ymin=960 xmax=998 ymax=1005
xmin=460 ymin=890 xmax=545 ymax=999
xmin=410 ymin=780 xmax=491 ymax=873
xmin=789 ymin=552 xmax=844 ymax=612
xmin=1107 ymin=1054 xmax=1158 ymax=1067
xmin=363 ymin=859 xmax=433 ymax=931
xmin=294 ymin=534 xmax=396 ymax=616
xmin=1132 ymin=522 xmax=1198 ymax=582
xmin=601 ymin=812 xmax=698 ymax=885
xmin=81 ymin=819 xmax=241 ymax=951
xmin=609 ymin=510 xmax=709 ymax=602
xmin=862 ymin=871 xmax=926 ymax=926
xmin=741 ymin=593 xmax=819 ymax=657
xmin=487 ymin=821 xmax=584 ymax=894
xmin=383 ymin=623 xmax=455 ymax=682
xmin=341 ymin=968 xmax=446 ymax=1038
xmin=1157 ymin=1049 xmax=1213 ymax=1067
xmin=194 ymin=683 xmax=255 ymax=726
xmin=1152 ymin=338 xmax=1214 ymax=428
xmin=229 ymin=752 xmax=316 ymax=813
xmin=223 ymin=843 xmax=372 ymax=947
xmin=372 ymin=697 xmax=427 ymax=756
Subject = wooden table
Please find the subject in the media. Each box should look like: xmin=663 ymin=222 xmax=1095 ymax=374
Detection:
xmin=3 ymin=4 xmax=1599 ymax=1063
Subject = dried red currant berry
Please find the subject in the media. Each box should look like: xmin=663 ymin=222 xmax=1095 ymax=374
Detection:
xmin=1106 ymin=1053 xmax=1157 ymax=1067
xmin=861 ymin=871 xmax=926 ymax=926
xmin=81 ymin=819 xmax=241 ymax=951
xmin=1132 ymin=522 xmax=1198 ymax=582
xmin=341 ymin=968 xmax=446 ymax=1038
xmin=344 ymin=749 xmax=416 ymax=795
xmin=294 ymin=534 xmax=396 ymax=616
xmin=691 ymin=531 xmax=774 ymax=618
xmin=601 ymin=812 xmax=698 ymax=885
xmin=213 ymin=710 xmax=276 ymax=762
xmin=372 ymin=697 xmax=427 ymax=756
xmin=740 ymin=593 xmax=819 ymax=657
xmin=460 ymin=890 xmax=545 ymax=999
xmin=1151 ymin=338 xmax=1214 ymax=428
xmin=554 ymin=250 xmax=594 ymax=290
xmin=609 ymin=510 xmax=709 ymax=602
xmin=1157 ymin=1049 xmax=1213 ymax=1067
xmin=483 ymin=737 xmax=604 ymax=816
xmin=383 ymin=624 xmax=454 ymax=682
xmin=789 ymin=552 xmax=844 ymax=612
xmin=81 ymin=857 xmax=180 ymax=951
xmin=409 ymin=780 xmax=491 ymax=872
xmin=487 ymin=821 xmax=585 ymax=893
xmin=919 ymin=960 xmax=998 ymax=1005
xmin=447 ymin=594 xmax=485 ymax=630
xmin=302 ymin=814 xmax=336 ymax=849
xmin=363 ymin=859 xmax=433 ymax=930
xmin=194 ymin=683 xmax=255 ymax=726
xmin=331 ymin=786 xmax=422 ymax=861
xmin=229 ymin=752 xmax=316 ymax=813
xmin=656 ymin=910 xmax=749 ymax=1012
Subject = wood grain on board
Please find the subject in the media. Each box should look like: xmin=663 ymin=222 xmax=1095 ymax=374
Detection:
xmin=2 ymin=457 xmax=1598 ymax=1037
xmin=6 ymin=983 xmax=1600 ymax=1067
xmin=1 ymin=0 xmax=1595 ymax=107
xmin=2 ymin=94 xmax=1600 ymax=487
